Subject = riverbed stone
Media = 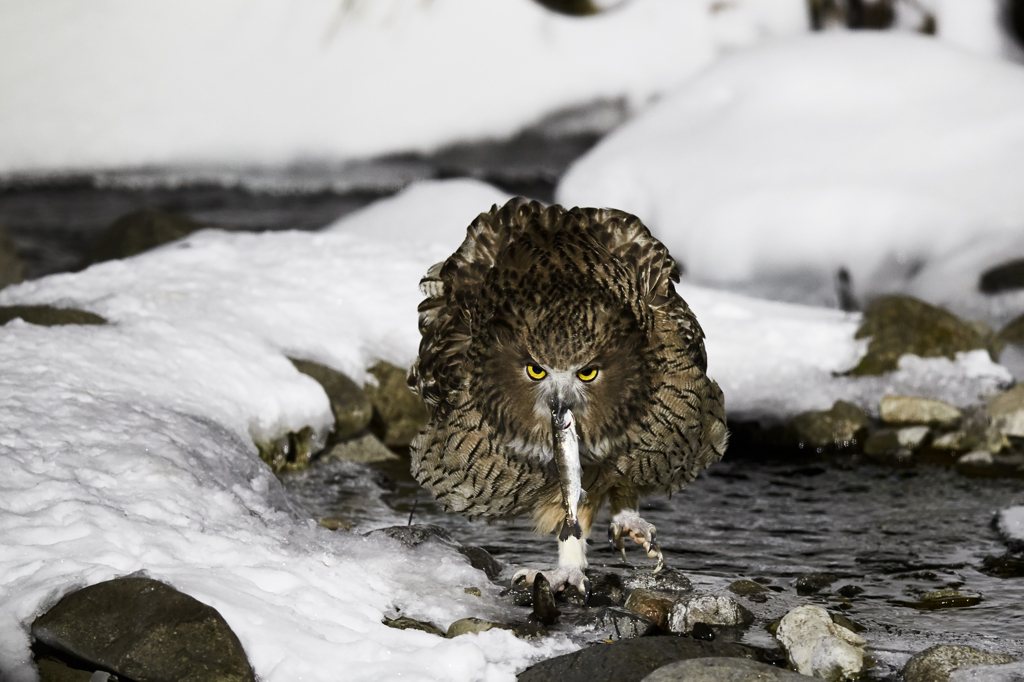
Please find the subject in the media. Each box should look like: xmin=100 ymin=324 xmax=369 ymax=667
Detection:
xmin=31 ymin=576 xmax=255 ymax=682
xmin=862 ymin=429 xmax=913 ymax=463
xmin=322 ymin=433 xmax=398 ymax=464
xmin=641 ymin=657 xmax=817 ymax=682
xmin=980 ymin=553 xmax=1024 ymax=578
xmin=987 ymin=384 xmax=1024 ymax=438
xmin=382 ymin=615 xmax=444 ymax=636
xmin=624 ymin=589 xmax=675 ymax=631
xmin=795 ymin=572 xmax=837 ymax=595
xmin=901 ymin=588 xmax=983 ymax=609
xmin=847 ymin=296 xmax=991 ymax=376
xmin=0 ymin=305 xmax=107 ymax=327
xmin=365 ymin=361 xmax=430 ymax=447
xmin=517 ymin=636 xmax=761 ymax=682
xmin=789 ymin=401 xmax=870 ymax=451
xmin=0 ymin=223 xmax=24 ymax=289
xmin=622 ymin=566 xmax=693 ymax=594
xmin=775 ymin=605 xmax=865 ymax=682
xmin=290 ymin=358 xmax=372 ymax=441
xmin=903 ymin=645 xmax=1015 ymax=682
xmin=577 ymin=607 xmax=657 ymax=639
xmin=728 ymin=580 xmax=770 ymax=597
xmin=668 ymin=594 xmax=753 ymax=635
xmin=880 ymin=395 xmax=961 ymax=427
xmin=88 ymin=209 xmax=204 ymax=264
xmin=255 ymin=425 xmax=319 ymax=474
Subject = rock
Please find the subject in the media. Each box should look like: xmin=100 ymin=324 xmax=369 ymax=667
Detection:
xmin=31 ymin=576 xmax=255 ymax=682
xmin=668 ymin=594 xmax=753 ymax=635
xmin=980 ymin=554 xmax=1024 ymax=578
xmin=728 ymin=580 xmax=770 ymax=597
xmin=835 ymin=585 xmax=863 ymax=599
xmin=577 ymin=607 xmax=657 ymax=640
xmin=980 ymin=259 xmax=1024 ymax=294
xmin=368 ymin=523 xmax=455 ymax=547
xmin=624 ymin=589 xmax=675 ymax=631
xmin=690 ymin=622 xmax=715 ymax=641
xmin=847 ymin=295 xmax=992 ymax=376
xmin=464 ymin=586 xmax=482 ymax=597
xmin=862 ymin=430 xmax=913 ymax=464
xmin=290 ymin=359 xmax=373 ymax=441
xmin=775 ymin=605 xmax=865 ymax=681
xmin=365 ymin=361 xmax=430 ymax=448
xmin=931 ymin=405 xmax=1007 ymax=455
xmin=517 ymin=636 xmax=761 ymax=682
xmin=880 ymin=395 xmax=961 ymax=427
xmin=447 ymin=617 xmax=499 ymax=637
xmin=588 ymin=571 xmax=627 ymax=606
xmin=255 ymin=425 xmax=320 ymax=474
xmin=788 ymin=401 xmax=870 ymax=451
xmin=641 ymin=657 xmax=817 ymax=682
xmin=382 ymin=615 xmax=444 ymax=636
xmin=903 ymin=645 xmax=1015 ymax=682
xmin=87 ymin=209 xmax=204 ymax=264
xmin=531 ymin=574 xmax=561 ymax=625
xmin=35 ymin=657 xmax=97 ymax=681
xmin=958 ymin=451 xmax=995 ymax=466
xmin=316 ymin=516 xmax=352 ymax=531
xmin=322 ymin=433 xmax=398 ymax=464
xmin=622 ymin=567 xmax=693 ymax=594
xmin=897 ymin=425 xmax=932 ymax=448
xmin=899 ymin=589 xmax=982 ymax=609
xmin=987 ymin=385 xmax=1024 ymax=438
xmin=458 ymin=545 xmax=503 ymax=580
xmin=794 ymin=572 xmax=837 ymax=595
xmin=0 ymin=223 xmax=24 ymax=289
xmin=0 ymin=305 xmax=107 ymax=327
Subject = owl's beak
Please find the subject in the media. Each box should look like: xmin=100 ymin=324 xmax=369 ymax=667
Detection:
xmin=550 ymin=396 xmax=571 ymax=431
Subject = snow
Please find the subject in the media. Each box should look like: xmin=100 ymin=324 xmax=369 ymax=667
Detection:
xmin=0 ymin=177 xmax=1016 ymax=680
xmin=0 ymin=0 xmax=807 ymax=177
xmin=997 ymin=506 xmax=1024 ymax=545
xmin=557 ymin=33 xmax=1024 ymax=312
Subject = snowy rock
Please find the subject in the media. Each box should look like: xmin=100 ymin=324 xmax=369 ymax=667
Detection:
xmin=290 ymin=358 xmax=373 ymax=442
xmin=382 ymin=615 xmax=444 ymax=637
xmin=365 ymin=361 xmax=429 ymax=448
xmin=668 ymin=594 xmax=753 ymax=635
xmin=987 ymin=385 xmax=1024 ymax=438
xmin=0 ymin=305 xmax=107 ymax=327
xmin=32 ymin=576 xmax=255 ymax=682
xmin=849 ymin=297 xmax=991 ymax=377
xmin=0 ymin=224 xmax=23 ymax=290
xmin=880 ymin=395 xmax=962 ymax=427
xmin=903 ymin=645 xmax=1015 ymax=682
xmin=321 ymin=433 xmax=398 ymax=464
xmin=624 ymin=589 xmax=676 ymax=631
xmin=87 ymin=210 xmax=204 ymax=265
xmin=641 ymin=657 xmax=816 ymax=682
xmin=775 ymin=605 xmax=866 ymax=681
xmin=255 ymin=425 xmax=322 ymax=474
xmin=789 ymin=400 xmax=869 ymax=450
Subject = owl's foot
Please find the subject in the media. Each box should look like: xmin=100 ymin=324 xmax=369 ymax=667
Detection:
xmin=609 ymin=508 xmax=664 ymax=572
xmin=511 ymin=566 xmax=590 ymax=599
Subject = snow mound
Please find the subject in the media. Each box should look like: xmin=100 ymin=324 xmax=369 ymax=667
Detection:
xmin=997 ymin=506 xmax=1024 ymax=547
xmin=558 ymin=33 xmax=1024 ymax=304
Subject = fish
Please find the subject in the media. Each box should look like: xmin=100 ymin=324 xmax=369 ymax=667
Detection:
xmin=553 ymin=407 xmax=585 ymax=541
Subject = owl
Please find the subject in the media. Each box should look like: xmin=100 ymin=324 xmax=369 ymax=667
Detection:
xmin=408 ymin=198 xmax=728 ymax=594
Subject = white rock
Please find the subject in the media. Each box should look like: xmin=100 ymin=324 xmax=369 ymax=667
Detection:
xmin=880 ymin=395 xmax=961 ymax=427
xmin=775 ymin=605 xmax=866 ymax=681
xmin=958 ymin=451 xmax=994 ymax=466
xmin=987 ymin=385 xmax=1024 ymax=437
xmin=897 ymin=426 xmax=931 ymax=449
xmin=668 ymin=594 xmax=753 ymax=634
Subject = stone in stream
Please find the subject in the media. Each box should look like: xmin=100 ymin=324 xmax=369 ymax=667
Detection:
xmin=980 ymin=554 xmax=1024 ymax=578
xmin=365 ymin=361 xmax=430 ymax=448
xmin=446 ymin=617 xmax=546 ymax=640
xmin=87 ymin=209 xmax=204 ymax=265
xmin=516 ymin=636 xmax=761 ymax=682
xmin=31 ymin=576 xmax=255 ymax=682
xmin=903 ymin=645 xmax=1016 ymax=682
xmin=668 ymin=594 xmax=753 ymax=635
xmin=987 ymin=384 xmax=1024 ymax=438
xmin=728 ymin=580 xmax=770 ymax=597
xmin=0 ymin=305 xmax=107 ymax=327
xmin=788 ymin=401 xmax=870 ymax=451
xmin=622 ymin=566 xmax=693 ymax=595
xmin=624 ymin=589 xmax=675 ymax=631
xmin=641 ymin=657 xmax=817 ymax=682
xmin=898 ymin=588 xmax=983 ymax=609
xmin=880 ymin=395 xmax=962 ymax=427
xmin=794 ymin=572 xmax=837 ymax=595
xmin=846 ymin=295 xmax=993 ymax=376
xmin=576 ymin=607 xmax=657 ymax=640
xmin=382 ymin=615 xmax=445 ymax=636
xmin=774 ymin=605 xmax=865 ymax=682
xmin=255 ymin=425 xmax=321 ymax=474
xmin=367 ymin=524 xmax=502 ymax=579
xmin=289 ymin=358 xmax=373 ymax=442
xmin=321 ymin=433 xmax=398 ymax=464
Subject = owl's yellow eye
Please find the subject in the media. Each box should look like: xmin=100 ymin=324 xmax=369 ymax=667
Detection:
xmin=577 ymin=367 xmax=599 ymax=382
xmin=526 ymin=364 xmax=547 ymax=381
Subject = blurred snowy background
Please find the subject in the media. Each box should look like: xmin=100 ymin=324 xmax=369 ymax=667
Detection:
xmin=4 ymin=1 xmax=1024 ymax=681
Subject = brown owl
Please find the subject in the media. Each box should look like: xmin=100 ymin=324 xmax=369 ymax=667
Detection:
xmin=408 ymin=198 xmax=728 ymax=595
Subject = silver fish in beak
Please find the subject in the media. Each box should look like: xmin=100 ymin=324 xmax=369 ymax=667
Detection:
xmin=552 ymin=403 xmax=585 ymax=541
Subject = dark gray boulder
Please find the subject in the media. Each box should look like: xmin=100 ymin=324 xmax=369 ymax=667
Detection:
xmin=87 ymin=209 xmax=204 ymax=265
xmin=289 ymin=358 xmax=372 ymax=442
xmin=642 ymin=657 xmax=815 ymax=682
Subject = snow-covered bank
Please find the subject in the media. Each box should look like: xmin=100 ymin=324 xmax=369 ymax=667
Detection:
xmin=558 ymin=33 xmax=1024 ymax=309
xmin=0 ymin=0 xmax=807 ymax=177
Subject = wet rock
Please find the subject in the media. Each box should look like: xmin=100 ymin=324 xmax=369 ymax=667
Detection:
xmin=577 ymin=606 xmax=657 ymax=640
xmin=622 ymin=566 xmax=693 ymax=594
xmin=531 ymin=574 xmax=561 ymax=625
xmin=0 ymin=223 xmax=25 ymax=289
xmin=447 ymin=617 xmax=546 ymax=640
xmin=795 ymin=572 xmax=837 ymax=595
xmin=500 ymin=583 xmax=533 ymax=607
xmin=290 ymin=358 xmax=373 ymax=441
xmin=365 ymin=361 xmax=430 ymax=447
xmin=728 ymin=580 xmax=770 ymax=597
xmin=987 ymin=385 xmax=1024 ymax=438
xmin=624 ymin=589 xmax=675 ymax=631
xmin=899 ymin=588 xmax=983 ymax=609
xmin=87 ymin=209 xmax=204 ymax=264
xmin=788 ymin=401 xmax=870 ymax=451
xmin=588 ymin=571 xmax=626 ymax=606
xmin=31 ymin=576 xmax=255 ymax=682
xmin=829 ymin=613 xmax=864 ymax=634
xmin=980 ymin=258 xmax=1024 ymax=294
xmin=931 ymin=405 xmax=1007 ymax=455
xmin=369 ymin=523 xmax=456 ymax=547
xmin=903 ymin=645 xmax=1015 ymax=682
xmin=464 ymin=586 xmax=482 ymax=597
xmin=256 ymin=425 xmax=320 ymax=474
xmin=690 ymin=622 xmax=715 ymax=641
xmin=458 ymin=545 xmax=503 ymax=580
xmin=517 ymin=636 xmax=761 ymax=682
xmin=862 ymin=430 xmax=914 ymax=464
xmin=322 ymin=433 xmax=398 ymax=464
xmin=775 ymin=605 xmax=865 ymax=681
xmin=980 ymin=554 xmax=1024 ymax=578
xmin=0 ymin=305 xmax=107 ymax=327
xmin=847 ymin=295 xmax=992 ymax=376
xmin=316 ymin=516 xmax=352 ymax=531
xmin=668 ymin=594 xmax=753 ymax=635
xmin=35 ymin=657 xmax=97 ymax=682
xmin=641 ymin=657 xmax=816 ymax=682
xmin=880 ymin=395 xmax=961 ymax=427
xmin=383 ymin=615 xmax=444 ymax=636
xmin=835 ymin=585 xmax=864 ymax=599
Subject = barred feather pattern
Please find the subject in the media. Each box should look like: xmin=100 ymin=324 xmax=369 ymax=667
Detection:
xmin=408 ymin=198 xmax=728 ymax=523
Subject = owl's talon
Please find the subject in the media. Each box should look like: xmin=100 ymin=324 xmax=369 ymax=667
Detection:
xmin=610 ymin=510 xmax=664 ymax=570
xmin=512 ymin=566 xmax=588 ymax=596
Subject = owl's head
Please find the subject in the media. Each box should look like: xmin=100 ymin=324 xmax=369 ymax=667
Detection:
xmin=468 ymin=279 xmax=652 ymax=461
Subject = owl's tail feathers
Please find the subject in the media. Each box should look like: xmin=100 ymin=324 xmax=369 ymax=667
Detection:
xmin=558 ymin=517 xmax=583 ymax=541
